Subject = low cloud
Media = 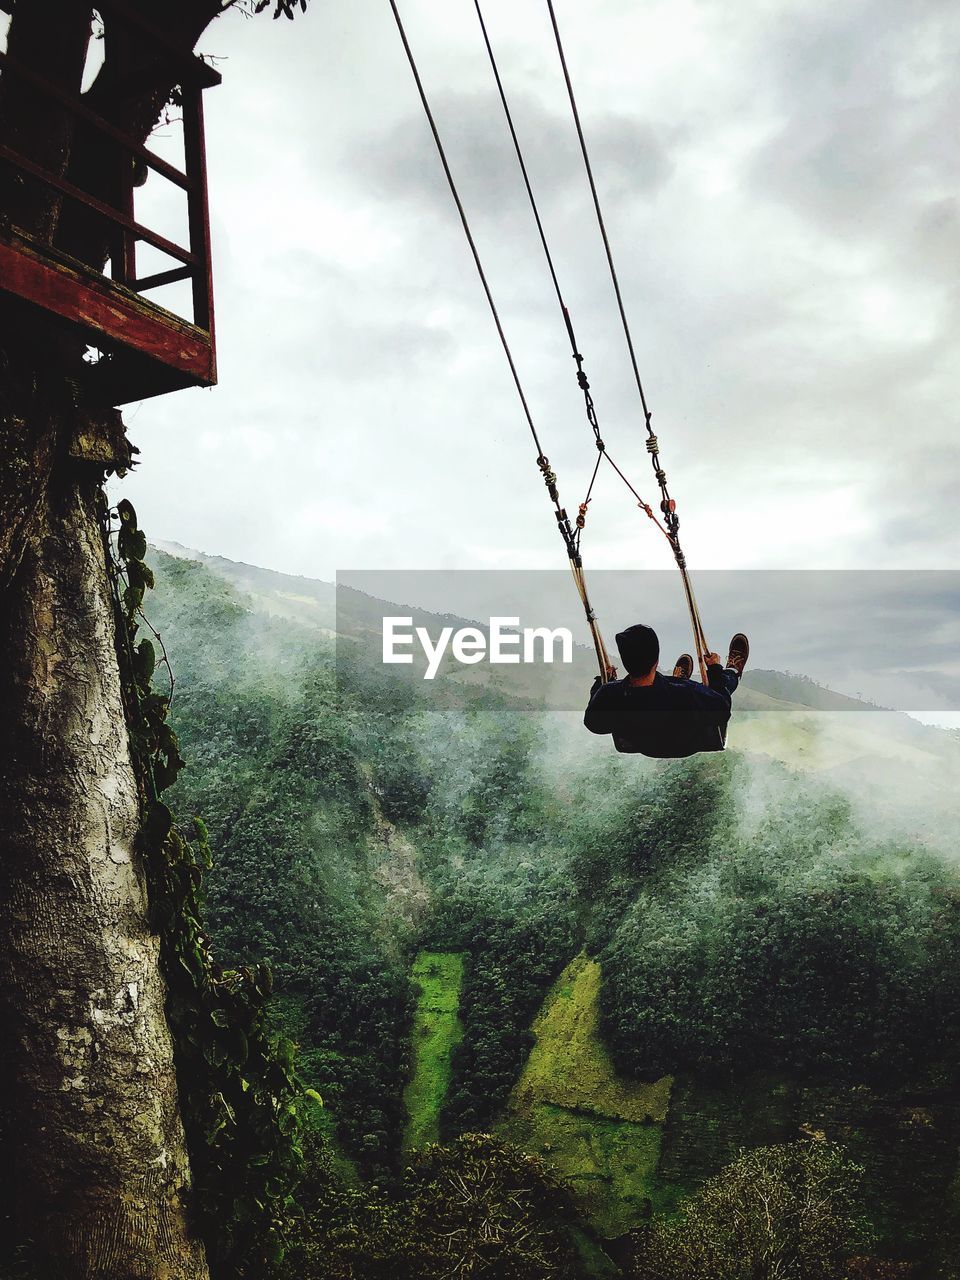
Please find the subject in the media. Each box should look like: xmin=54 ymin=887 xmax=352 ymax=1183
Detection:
xmin=118 ymin=0 xmax=960 ymax=586
xmin=353 ymin=90 xmax=675 ymax=222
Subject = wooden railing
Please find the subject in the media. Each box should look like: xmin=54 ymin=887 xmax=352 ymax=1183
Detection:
xmin=0 ymin=0 xmax=220 ymax=400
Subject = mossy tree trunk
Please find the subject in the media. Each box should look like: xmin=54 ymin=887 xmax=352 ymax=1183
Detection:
xmin=0 ymin=446 xmax=208 ymax=1279
xmin=0 ymin=2 xmax=224 ymax=1275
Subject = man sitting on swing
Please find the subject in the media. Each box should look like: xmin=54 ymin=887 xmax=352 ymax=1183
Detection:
xmin=584 ymin=624 xmax=749 ymax=758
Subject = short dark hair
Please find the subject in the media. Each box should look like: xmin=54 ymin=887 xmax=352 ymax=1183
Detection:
xmin=615 ymin=623 xmax=659 ymax=676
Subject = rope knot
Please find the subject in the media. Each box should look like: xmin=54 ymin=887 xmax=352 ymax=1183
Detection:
xmin=537 ymin=454 xmax=560 ymax=502
xmin=576 ymin=370 xmax=589 ymax=391
xmin=576 ymin=500 xmax=590 ymax=529
xmin=645 ymin=434 xmax=659 ymax=455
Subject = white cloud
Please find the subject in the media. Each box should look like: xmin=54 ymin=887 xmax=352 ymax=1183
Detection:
xmin=114 ymin=0 xmax=960 ymax=584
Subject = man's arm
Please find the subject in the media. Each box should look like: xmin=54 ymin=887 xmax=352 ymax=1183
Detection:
xmin=704 ymin=658 xmax=729 ymax=698
xmin=584 ymin=677 xmax=617 ymax=735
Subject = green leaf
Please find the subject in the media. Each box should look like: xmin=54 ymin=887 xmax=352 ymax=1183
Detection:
xmin=153 ymin=759 xmax=179 ymax=793
xmin=134 ymin=638 xmax=156 ymax=683
xmin=122 ymin=584 xmax=144 ymax=614
xmin=128 ymin=528 xmax=147 ymax=561
xmin=117 ymin=498 xmax=138 ymax=530
xmin=144 ymin=802 xmax=173 ymax=844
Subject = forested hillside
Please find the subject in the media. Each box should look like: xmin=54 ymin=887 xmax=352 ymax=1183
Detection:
xmin=148 ymin=547 xmax=960 ymax=1277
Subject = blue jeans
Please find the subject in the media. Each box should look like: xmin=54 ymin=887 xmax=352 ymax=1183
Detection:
xmin=721 ymin=668 xmax=740 ymax=697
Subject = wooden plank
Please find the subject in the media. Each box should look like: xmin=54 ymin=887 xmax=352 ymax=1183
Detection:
xmin=0 ymin=50 xmax=193 ymax=191
xmin=116 ymin=135 xmax=137 ymax=287
xmin=182 ymin=86 xmax=216 ymax=351
xmin=0 ymin=236 xmax=215 ymax=385
xmin=0 ymin=143 xmax=197 ymax=268
xmin=133 ymin=266 xmax=193 ymax=292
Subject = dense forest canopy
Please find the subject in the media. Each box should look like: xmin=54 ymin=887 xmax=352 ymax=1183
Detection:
xmin=141 ymin=547 xmax=960 ymax=1276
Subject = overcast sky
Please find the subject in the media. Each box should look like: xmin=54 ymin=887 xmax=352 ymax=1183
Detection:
xmin=111 ymin=0 xmax=959 ymax=583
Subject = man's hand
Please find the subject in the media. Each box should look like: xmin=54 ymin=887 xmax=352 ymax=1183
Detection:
xmin=591 ymin=665 xmax=618 ymax=696
xmin=703 ymin=652 xmax=721 ymax=667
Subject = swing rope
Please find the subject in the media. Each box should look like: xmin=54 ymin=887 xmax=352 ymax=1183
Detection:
xmin=388 ymin=0 xmax=712 ymax=683
xmin=476 ymin=0 xmax=711 ymax=681
xmin=387 ymin=0 xmax=613 ymax=680
xmin=472 ymin=0 xmax=659 ymax=551
xmin=543 ymin=0 xmax=711 ymax=679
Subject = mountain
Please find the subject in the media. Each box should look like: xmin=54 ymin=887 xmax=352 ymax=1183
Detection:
xmin=145 ymin=544 xmax=960 ymax=1275
xmin=155 ymin=541 xmax=960 ymax=844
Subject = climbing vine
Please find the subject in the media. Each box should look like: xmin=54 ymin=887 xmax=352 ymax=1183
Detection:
xmin=98 ymin=493 xmax=317 ymax=1278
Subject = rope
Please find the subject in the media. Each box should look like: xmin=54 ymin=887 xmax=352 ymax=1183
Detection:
xmin=387 ymin=0 xmax=543 ymax=459
xmin=473 ymin=0 xmax=653 ymax=554
xmin=389 ymin=0 xmax=714 ymax=686
xmin=570 ymin=558 xmax=613 ymax=678
xmin=472 ymin=0 xmax=565 ymax=317
xmin=544 ymin=0 xmax=653 ymax=432
xmin=387 ymin=0 xmax=614 ymax=679
xmin=543 ymin=0 xmax=711 ymax=672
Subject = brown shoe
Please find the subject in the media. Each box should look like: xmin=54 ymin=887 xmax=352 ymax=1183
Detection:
xmin=672 ymin=653 xmax=694 ymax=680
xmin=725 ymin=633 xmax=749 ymax=676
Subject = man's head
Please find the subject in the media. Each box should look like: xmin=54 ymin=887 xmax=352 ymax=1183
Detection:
xmin=615 ymin=623 xmax=659 ymax=677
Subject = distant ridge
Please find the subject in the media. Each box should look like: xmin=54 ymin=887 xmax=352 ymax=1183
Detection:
xmin=155 ymin=540 xmax=336 ymax=631
xmin=154 ymin=541 xmax=886 ymax=715
xmin=148 ymin=542 xmax=960 ymax=841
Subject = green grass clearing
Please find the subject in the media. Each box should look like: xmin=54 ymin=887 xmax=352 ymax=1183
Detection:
xmin=402 ymin=951 xmax=464 ymax=1152
xmin=500 ymin=954 xmax=672 ymax=1237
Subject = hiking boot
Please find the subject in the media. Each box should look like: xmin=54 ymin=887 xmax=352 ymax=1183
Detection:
xmin=725 ymin=633 xmax=749 ymax=676
xmin=672 ymin=653 xmax=694 ymax=680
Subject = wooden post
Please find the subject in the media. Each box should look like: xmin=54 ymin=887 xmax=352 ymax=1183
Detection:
xmin=105 ymin=13 xmax=136 ymax=287
xmin=115 ymin=150 xmax=136 ymax=287
xmin=182 ymin=84 xmax=214 ymax=344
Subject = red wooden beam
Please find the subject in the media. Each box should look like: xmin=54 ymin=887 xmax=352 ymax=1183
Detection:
xmin=0 ymin=233 xmax=215 ymax=388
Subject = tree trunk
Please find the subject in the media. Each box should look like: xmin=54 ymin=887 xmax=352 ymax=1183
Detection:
xmin=0 ymin=5 xmax=231 ymax=1273
xmin=0 ymin=446 xmax=208 ymax=1279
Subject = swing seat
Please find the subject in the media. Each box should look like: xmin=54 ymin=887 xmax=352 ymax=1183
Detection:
xmin=585 ymin=667 xmax=732 ymax=758
xmin=613 ymin=730 xmax=726 ymax=759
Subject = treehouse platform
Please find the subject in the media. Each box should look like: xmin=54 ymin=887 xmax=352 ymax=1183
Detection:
xmin=0 ymin=0 xmax=220 ymax=406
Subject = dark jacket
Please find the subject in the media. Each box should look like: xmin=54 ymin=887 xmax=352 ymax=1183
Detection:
xmin=583 ymin=664 xmax=730 ymax=758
